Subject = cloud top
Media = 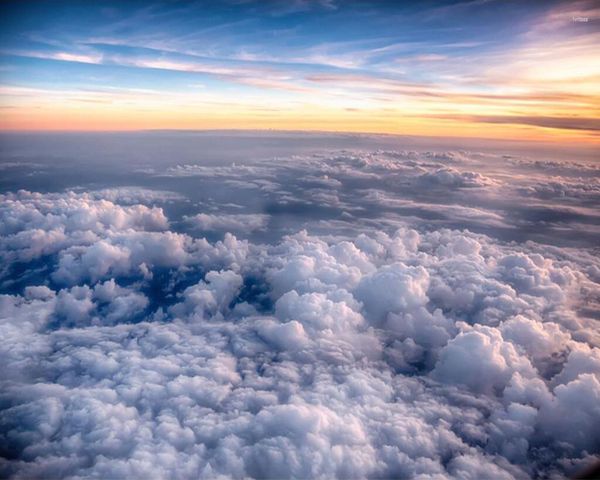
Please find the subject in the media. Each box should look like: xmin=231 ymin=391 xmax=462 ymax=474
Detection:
xmin=1 ymin=184 xmax=599 ymax=479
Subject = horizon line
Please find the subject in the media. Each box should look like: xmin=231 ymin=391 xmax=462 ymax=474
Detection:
xmin=1 ymin=127 xmax=598 ymax=147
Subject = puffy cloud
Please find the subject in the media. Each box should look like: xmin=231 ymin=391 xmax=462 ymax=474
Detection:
xmin=499 ymin=315 xmax=571 ymax=376
xmin=0 ymin=191 xmax=248 ymax=287
xmin=0 ymin=190 xmax=168 ymax=236
xmin=265 ymin=231 xmax=374 ymax=298
xmin=0 ymin=190 xmax=168 ymax=265
xmin=431 ymin=325 xmax=536 ymax=395
xmin=256 ymin=318 xmax=309 ymax=351
xmin=355 ymin=263 xmax=430 ymax=324
xmin=550 ymin=345 xmax=600 ymax=386
xmin=275 ymin=290 xmax=364 ymax=332
xmin=52 ymin=231 xmax=191 ymax=284
xmin=169 ymin=270 xmax=244 ymax=320
xmin=416 ymin=167 xmax=496 ymax=188
xmin=539 ymin=373 xmax=600 ymax=452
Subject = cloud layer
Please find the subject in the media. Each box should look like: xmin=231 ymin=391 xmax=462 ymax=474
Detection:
xmin=1 ymin=163 xmax=599 ymax=479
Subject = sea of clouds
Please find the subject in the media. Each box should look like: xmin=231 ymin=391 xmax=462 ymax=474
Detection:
xmin=1 ymin=139 xmax=599 ymax=479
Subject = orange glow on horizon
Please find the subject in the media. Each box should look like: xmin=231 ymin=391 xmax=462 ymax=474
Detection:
xmin=1 ymin=104 xmax=598 ymax=145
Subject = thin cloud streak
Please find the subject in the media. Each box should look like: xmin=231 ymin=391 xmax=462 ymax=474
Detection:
xmin=426 ymin=114 xmax=600 ymax=132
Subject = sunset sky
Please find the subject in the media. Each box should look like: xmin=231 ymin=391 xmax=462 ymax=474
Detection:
xmin=3 ymin=3 xmax=600 ymax=479
xmin=1 ymin=0 xmax=599 ymax=142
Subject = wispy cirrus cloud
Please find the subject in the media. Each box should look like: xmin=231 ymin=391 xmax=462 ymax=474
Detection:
xmin=0 ymin=1 xmax=598 ymax=140
xmin=2 ymin=49 xmax=103 ymax=65
xmin=427 ymin=114 xmax=600 ymax=133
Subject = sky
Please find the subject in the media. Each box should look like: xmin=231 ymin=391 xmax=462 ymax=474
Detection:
xmin=0 ymin=0 xmax=599 ymax=142
xmin=1 ymin=3 xmax=600 ymax=478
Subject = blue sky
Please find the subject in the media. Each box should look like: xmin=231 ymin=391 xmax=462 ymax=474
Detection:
xmin=0 ymin=0 xmax=598 ymax=140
